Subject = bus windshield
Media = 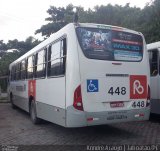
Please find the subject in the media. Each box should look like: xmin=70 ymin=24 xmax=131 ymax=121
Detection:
xmin=76 ymin=27 xmax=143 ymax=61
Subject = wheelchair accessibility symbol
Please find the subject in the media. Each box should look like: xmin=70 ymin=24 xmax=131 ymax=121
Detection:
xmin=87 ymin=79 xmax=99 ymax=92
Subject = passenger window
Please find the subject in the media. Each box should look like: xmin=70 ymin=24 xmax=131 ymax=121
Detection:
xmin=11 ymin=66 xmax=16 ymax=81
xmin=35 ymin=50 xmax=45 ymax=78
xmin=15 ymin=63 xmax=21 ymax=80
xmin=14 ymin=66 xmax=16 ymax=80
xmin=21 ymin=60 xmax=26 ymax=80
xmin=19 ymin=63 xmax=21 ymax=80
xmin=27 ymin=56 xmax=34 ymax=79
xmin=47 ymin=38 xmax=67 ymax=77
xmin=15 ymin=64 xmax=18 ymax=80
xmin=149 ymin=50 xmax=158 ymax=76
xmin=51 ymin=42 xmax=61 ymax=60
xmin=44 ymin=48 xmax=47 ymax=75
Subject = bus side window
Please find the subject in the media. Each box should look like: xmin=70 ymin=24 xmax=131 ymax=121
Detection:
xmin=35 ymin=50 xmax=45 ymax=78
xmin=11 ymin=66 xmax=15 ymax=81
xmin=27 ymin=56 xmax=34 ymax=79
xmin=15 ymin=64 xmax=18 ymax=80
xmin=47 ymin=38 xmax=66 ymax=77
xmin=16 ymin=63 xmax=20 ymax=80
xmin=34 ymin=53 xmax=38 ymax=78
xmin=13 ymin=66 xmax=16 ymax=80
xmin=19 ymin=62 xmax=21 ymax=80
xmin=21 ymin=60 xmax=26 ymax=80
xmin=44 ymin=48 xmax=47 ymax=77
xmin=149 ymin=50 xmax=158 ymax=76
xmin=48 ymin=41 xmax=61 ymax=77
xmin=47 ymin=45 xmax=51 ymax=76
xmin=10 ymin=67 xmax=12 ymax=81
xmin=61 ymin=38 xmax=67 ymax=74
xmin=26 ymin=58 xmax=28 ymax=79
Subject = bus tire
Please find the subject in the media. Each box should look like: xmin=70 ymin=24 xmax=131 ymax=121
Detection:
xmin=30 ymin=101 xmax=41 ymax=124
xmin=10 ymin=94 xmax=16 ymax=109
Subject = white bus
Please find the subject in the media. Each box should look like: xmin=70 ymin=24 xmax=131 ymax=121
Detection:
xmin=147 ymin=41 xmax=160 ymax=114
xmin=8 ymin=23 xmax=150 ymax=127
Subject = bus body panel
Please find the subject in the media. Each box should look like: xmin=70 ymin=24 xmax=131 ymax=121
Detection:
xmin=66 ymin=26 xmax=150 ymax=127
xmin=65 ymin=25 xmax=82 ymax=109
xmin=8 ymin=23 xmax=75 ymax=127
xmin=35 ymin=77 xmax=66 ymax=126
xmin=10 ymin=80 xmax=29 ymax=112
xmin=147 ymin=42 xmax=160 ymax=114
xmin=36 ymin=101 xmax=66 ymax=126
xmin=150 ymin=99 xmax=160 ymax=114
xmin=150 ymin=76 xmax=159 ymax=99
xmin=36 ymin=78 xmax=65 ymax=108
xmin=77 ymin=31 xmax=149 ymax=110
xmin=8 ymin=23 xmax=150 ymax=127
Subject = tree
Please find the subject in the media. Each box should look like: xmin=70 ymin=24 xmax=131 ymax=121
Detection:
xmin=139 ymin=0 xmax=160 ymax=43
xmin=0 ymin=51 xmax=20 ymax=76
xmin=0 ymin=40 xmax=7 ymax=58
xmin=35 ymin=4 xmax=75 ymax=37
xmin=35 ymin=4 xmax=142 ymax=38
xmin=0 ymin=37 xmax=41 ymax=76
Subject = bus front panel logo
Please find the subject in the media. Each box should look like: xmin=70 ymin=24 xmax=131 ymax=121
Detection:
xmin=130 ymin=75 xmax=147 ymax=99
xmin=87 ymin=79 xmax=99 ymax=92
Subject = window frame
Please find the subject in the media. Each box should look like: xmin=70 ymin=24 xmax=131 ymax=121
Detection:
xmin=34 ymin=49 xmax=46 ymax=79
xmin=26 ymin=55 xmax=34 ymax=79
xmin=76 ymin=27 xmax=144 ymax=62
xmin=20 ymin=59 xmax=26 ymax=80
xmin=15 ymin=63 xmax=21 ymax=81
xmin=149 ymin=49 xmax=158 ymax=77
xmin=11 ymin=65 xmax=16 ymax=81
xmin=10 ymin=35 xmax=67 ymax=81
xmin=47 ymin=37 xmax=67 ymax=78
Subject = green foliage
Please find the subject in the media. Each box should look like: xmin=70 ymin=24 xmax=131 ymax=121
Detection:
xmin=0 ymin=78 xmax=7 ymax=93
xmin=0 ymin=51 xmax=20 ymax=76
xmin=0 ymin=37 xmax=41 ymax=76
xmin=139 ymin=0 xmax=160 ymax=43
xmin=35 ymin=4 xmax=75 ymax=37
xmin=35 ymin=0 xmax=160 ymax=44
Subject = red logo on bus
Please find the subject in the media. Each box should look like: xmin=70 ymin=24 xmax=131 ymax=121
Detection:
xmin=130 ymin=75 xmax=147 ymax=99
xmin=28 ymin=80 xmax=36 ymax=99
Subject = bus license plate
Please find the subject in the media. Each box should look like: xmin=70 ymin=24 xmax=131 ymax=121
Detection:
xmin=110 ymin=101 xmax=124 ymax=108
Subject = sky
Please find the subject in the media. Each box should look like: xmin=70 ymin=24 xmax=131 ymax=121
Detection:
xmin=0 ymin=0 xmax=152 ymax=42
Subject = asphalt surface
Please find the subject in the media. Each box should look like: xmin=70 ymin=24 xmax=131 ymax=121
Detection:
xmin=0 ymin=103 xmax=160 ymax=146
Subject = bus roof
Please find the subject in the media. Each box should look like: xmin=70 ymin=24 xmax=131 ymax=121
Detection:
xmin=9 ymin=22 xmax=143 ymax=67
xmin=147 ymin=41 xmax=160 ymax=50
xmin=78 ymin=23 xmax=141 ymax=35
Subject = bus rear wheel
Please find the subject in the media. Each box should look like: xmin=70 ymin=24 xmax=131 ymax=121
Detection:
xmin=30 ymin=101 xmax=41 ymax=124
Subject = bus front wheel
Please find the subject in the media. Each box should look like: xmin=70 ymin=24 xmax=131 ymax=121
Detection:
xmin=30 ymin=101 xmax=41 ymax=124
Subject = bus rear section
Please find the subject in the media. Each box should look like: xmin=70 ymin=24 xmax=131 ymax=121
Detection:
xmin=66 ymin=25 xmax=150 ymax=127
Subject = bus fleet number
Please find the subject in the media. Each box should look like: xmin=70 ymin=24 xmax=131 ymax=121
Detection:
xmin=108 ymin=87 xmax=126 ymax=95
xmin=132 ymin=101 xmax=145 ymax=108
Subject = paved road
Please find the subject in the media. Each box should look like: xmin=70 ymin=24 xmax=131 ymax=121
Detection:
xmin=0 ymin=103 xmax=160 ymax=145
